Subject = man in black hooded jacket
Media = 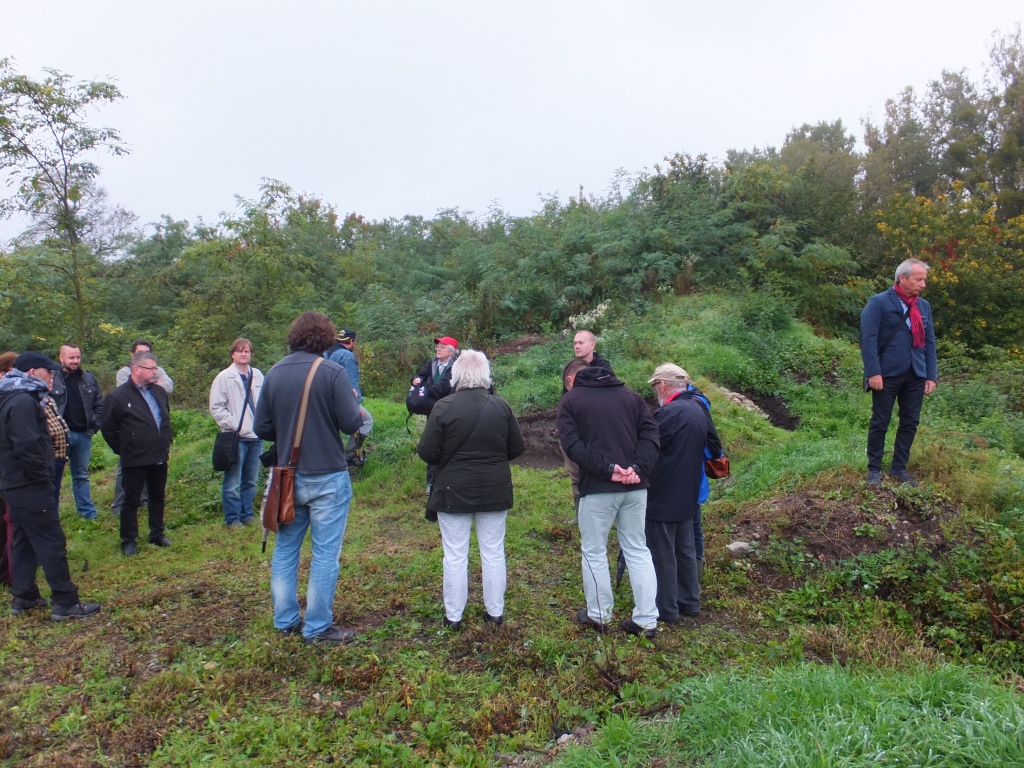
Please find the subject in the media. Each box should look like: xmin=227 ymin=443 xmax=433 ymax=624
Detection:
xmin=557 ymin=362 xmax=660 ymax=639
xmin=0 ymin=352 xmax=100 ymax=621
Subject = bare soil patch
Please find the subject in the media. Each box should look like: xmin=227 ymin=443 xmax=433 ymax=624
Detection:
xmin=743 ymin=391 xmax=800 ymax=430
xmin=723 ymin=484 xmax=952 ymax=591
xmin=493 ymin=335 xmax=551 ymax=356
xmin=512 ymin=410 xmax=565 ymax=470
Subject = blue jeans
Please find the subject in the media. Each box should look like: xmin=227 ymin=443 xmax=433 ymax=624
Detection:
xmin=270 ymin=471 xmax=353 ymax=638
xmin=221 ymin=438 xmax=263 ymax=524
xmin=66 ymin=431 xmax=97 ymax=519
xmin=578 ymin=489 xmax=658 ymax=629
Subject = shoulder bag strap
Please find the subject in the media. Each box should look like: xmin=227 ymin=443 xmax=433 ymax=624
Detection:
xmin=289 ymin=357 xmax=324 ymax=464
xmin=436 ymin=395 xmax=493 ymax=475
xmin=877 ymin=309 xmax=909 ymax=358
xmin=233 ymin=371 xmax=254 ymax=433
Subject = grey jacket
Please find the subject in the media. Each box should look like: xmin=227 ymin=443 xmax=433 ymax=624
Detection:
xmin=255 ymin=351 xmax=363 ymax=474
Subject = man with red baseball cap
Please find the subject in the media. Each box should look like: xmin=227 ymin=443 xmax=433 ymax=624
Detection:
xmin=411 ymin=336 xmax=460 ymax=496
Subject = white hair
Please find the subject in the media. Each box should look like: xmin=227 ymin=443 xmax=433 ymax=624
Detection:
xmin=895 ymin=258 xmax=929 ymax=282
xmin=450 ymin=349 xmax=491 ymax=391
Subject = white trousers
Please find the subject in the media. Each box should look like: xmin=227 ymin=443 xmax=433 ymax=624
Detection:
xmin=437 ymin=510 xmax=508 ymax=622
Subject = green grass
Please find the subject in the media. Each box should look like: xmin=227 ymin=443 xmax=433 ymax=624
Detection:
xmin=553 ymin=664 xmax=1024 ymax=767
xmin=3 ymin=292 xmax=1023 ymax=765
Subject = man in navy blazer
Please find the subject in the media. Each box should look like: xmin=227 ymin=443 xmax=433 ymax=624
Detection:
xmin=860 ymin=258 xmax=938 ymax=487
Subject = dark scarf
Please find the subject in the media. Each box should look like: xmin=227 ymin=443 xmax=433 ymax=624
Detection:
xmin=893 ymin=284 xmax=925 ymax=348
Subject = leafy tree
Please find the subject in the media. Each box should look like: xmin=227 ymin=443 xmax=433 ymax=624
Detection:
xmin=987 ymin=26 xmax=1024 ymax=220
xmin=779 ymin=120 xmax=861 ymax=244
xmin=862 ymin=87 xmax=940 ymax=206
xmin=878 ymin=181 xmax=1024 ymax=350
xmin=0 ymin=58 xmax=131 ymax=344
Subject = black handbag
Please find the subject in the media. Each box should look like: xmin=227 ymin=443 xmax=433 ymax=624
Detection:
xmin=212 ymin=371 xmax=254 ymax=471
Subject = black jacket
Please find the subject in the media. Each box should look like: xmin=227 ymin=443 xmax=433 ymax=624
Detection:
xmin=561 ymin=353 xmax=613 ymax=394
xmin=646 ymin=391 xmax=722 ymax=522
xmin=556 ymin=367 xmax=660 ymax=496
xmin=51 ymin=369 xmax=104 ymax=435
xmin=412 ymin=355 xmax=457 ymax=401
xmin=100 ymin=381 xmax=173 ymax=468
xmin=417 ymin=387 xmax=525 ymax=513
xmin=0 ymin=371 xmax=54 ymax=493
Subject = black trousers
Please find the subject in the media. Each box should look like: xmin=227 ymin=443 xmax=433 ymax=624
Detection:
xmin=120 ymin=464 xmax=167 ymax=545
xmin=646 ymin=517 xmax=700 ymax=621
xmin=867 ymin=372 xmax=925 ymax=472
xmin=0 ymin=496 xmax=12 ymax=586
xmin=5 ymin=485 xmax=79 ymax=608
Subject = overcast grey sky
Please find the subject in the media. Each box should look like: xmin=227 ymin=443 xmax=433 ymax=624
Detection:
xmin=2 ymin=1 xmax=1022 ymax=242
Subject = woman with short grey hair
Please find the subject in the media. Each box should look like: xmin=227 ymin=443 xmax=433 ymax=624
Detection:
xmin=416 ymin=350 xmax=525 ymax=629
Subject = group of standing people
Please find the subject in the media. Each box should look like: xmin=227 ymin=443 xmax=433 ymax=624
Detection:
xmin=410 ymin=328 xmax=724 ymax=639
xmin=0 ymin=341 xmax=175 ymax=617
xmin=3 ymin=257 xmax=938 ymax=642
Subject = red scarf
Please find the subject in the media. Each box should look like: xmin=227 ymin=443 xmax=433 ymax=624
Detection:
xmin=893 ymin=284 xmax=925 ymax=348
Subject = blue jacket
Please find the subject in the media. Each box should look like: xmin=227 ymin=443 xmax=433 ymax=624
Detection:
xmin=328 ymin=346 xmax=362 ymax=403
xmin=861 ymin=287 xmax=938 ymax=381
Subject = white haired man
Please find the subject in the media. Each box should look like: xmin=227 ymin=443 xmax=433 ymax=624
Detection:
xmin=861 ymin=258 xmax=938 ymax=487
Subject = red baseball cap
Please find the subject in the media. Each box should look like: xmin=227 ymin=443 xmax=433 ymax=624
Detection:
xmin=433 ymin=336 xmax=458 ymax=348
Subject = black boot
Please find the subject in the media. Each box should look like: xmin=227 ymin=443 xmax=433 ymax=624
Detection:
xmin=346 ymin=433 xmax=367 ymax=467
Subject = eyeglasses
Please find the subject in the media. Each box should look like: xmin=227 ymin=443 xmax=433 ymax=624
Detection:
xmin=136 ymin=365 xmax=158 ymax=371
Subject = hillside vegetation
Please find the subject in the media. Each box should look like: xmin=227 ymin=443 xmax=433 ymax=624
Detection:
xmin=2 ymin=293 xmax=1022 ymax=766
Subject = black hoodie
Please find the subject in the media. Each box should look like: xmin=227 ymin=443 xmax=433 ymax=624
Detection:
xmin=556 ymin=367 xmax=660 ymax=497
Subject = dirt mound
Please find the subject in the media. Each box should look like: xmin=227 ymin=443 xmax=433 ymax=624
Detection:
xmin=493 ymin=335 xmax=551 ymax=356
xmin=723 ymin=484 xmax=952 ymax=591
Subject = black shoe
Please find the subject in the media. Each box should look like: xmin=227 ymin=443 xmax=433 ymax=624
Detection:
xmin=305 ymin=624 xmax=357 ymax=645
xmin=52 ymin=602 xmax=101 ymax=622
xmin=278 ymin=620 xmax=304 ymax=637
xmin=483 ymin=613 xmax=503 ymax=625
xmin=443 ymin=616 xmax=462 ymax=631
xmin=122 ymin=542 xmax=138 ymax=556
xmin=681 ymin=609 xmax=701 ymax=618
xmin=866 ymin=470 xmax=882 ymax=487
xmin=889 ymin=470 xmax=919 ymax=487
xmin=620 ymin=618 xmax=657 ymax=639
xmin=575 ymin=608 xmax=610 ymax=634
xmin=11 ymin=597 xmax=48 ymax=616
xmin=150 ymin=534 xmax=172 ymax=547
xmin=658 ymin=613 xmax=681 ymax=625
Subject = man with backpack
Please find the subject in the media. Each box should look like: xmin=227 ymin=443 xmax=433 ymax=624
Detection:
xmin=408 ymin=336 xmax=459 ymax=495
xmin=327 ymin=329 xmax=372 ymax=467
